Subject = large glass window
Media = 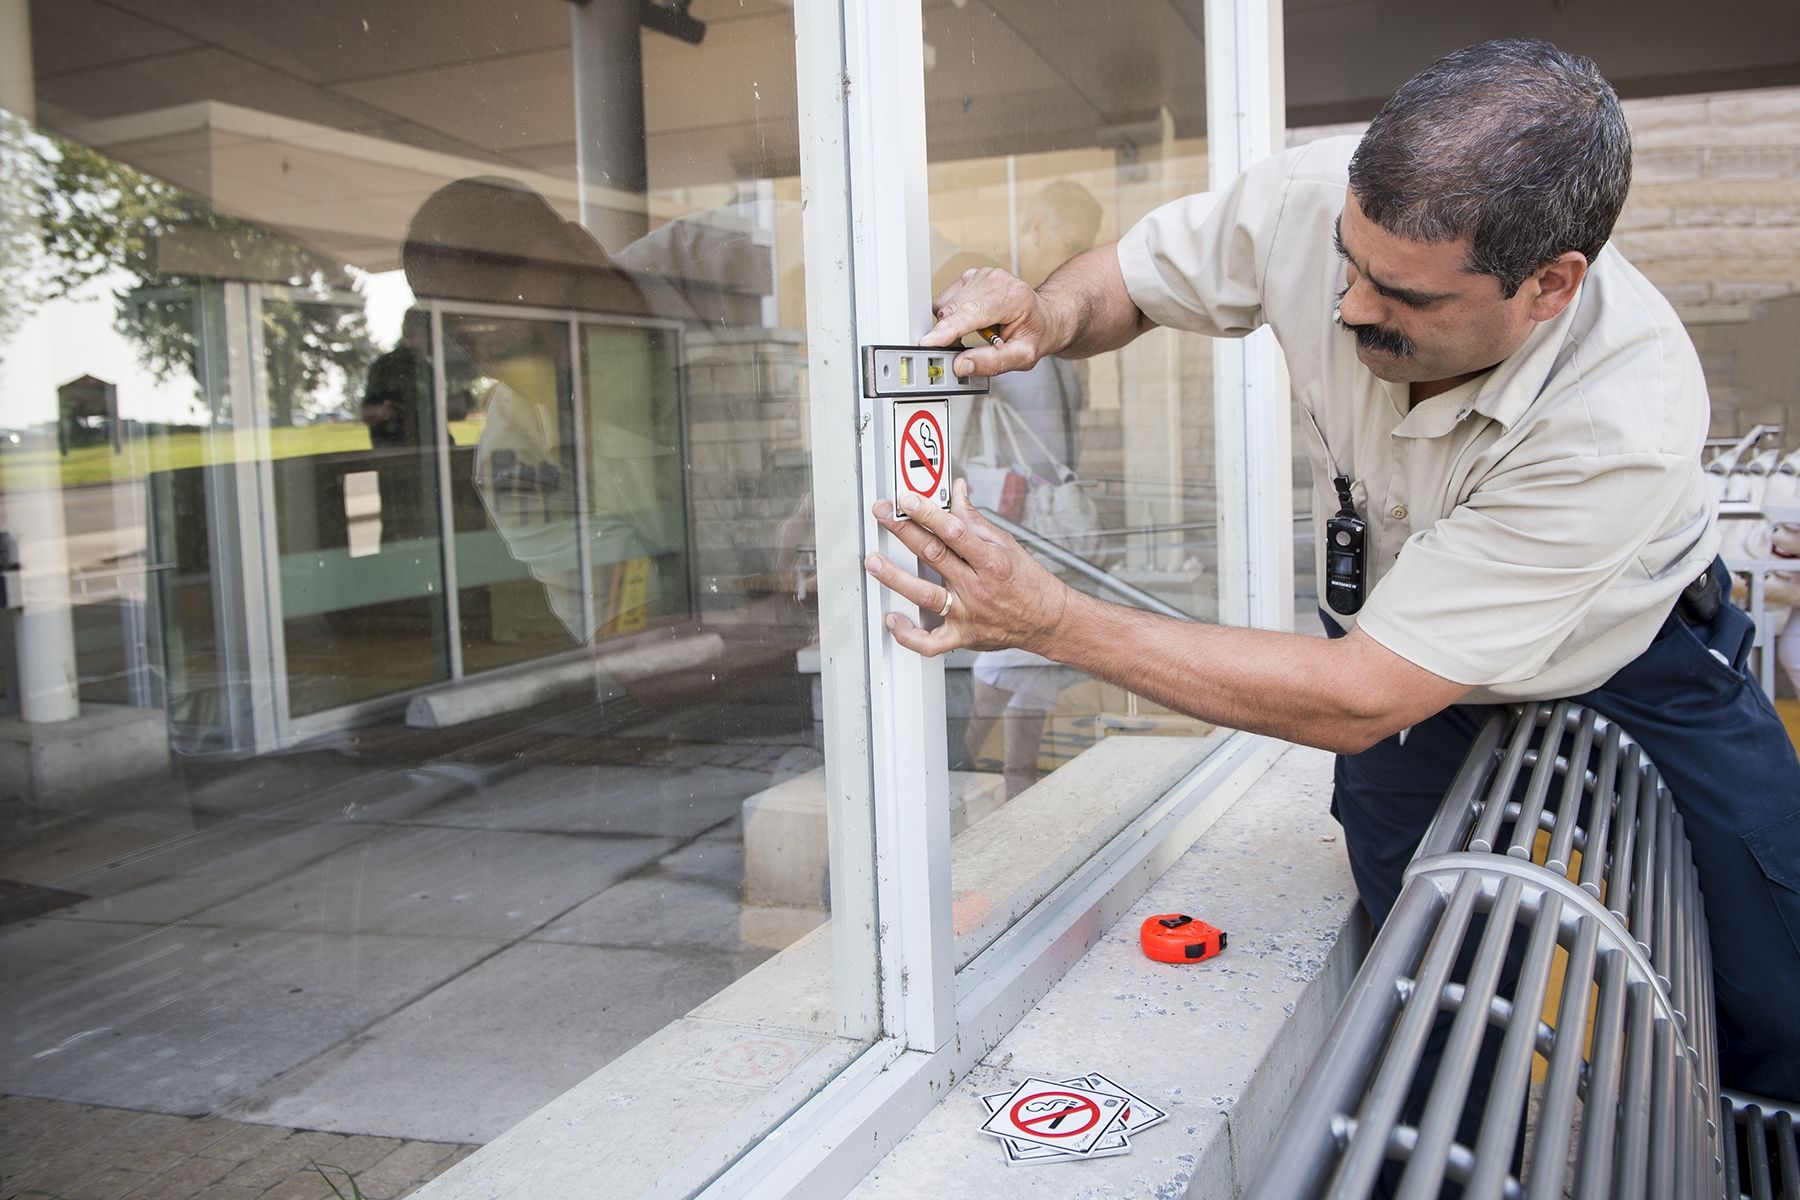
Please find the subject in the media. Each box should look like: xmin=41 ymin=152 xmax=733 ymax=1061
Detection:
xmin=918 ymin=5 xmax=1225 ymax=966
xmin=10 ymin=3 xmax=1786 ymax=1195
xmin=0 ymin=2 xmax=864 ymax=1195
xmin=271 ymin=292 xmax=453 ymax=716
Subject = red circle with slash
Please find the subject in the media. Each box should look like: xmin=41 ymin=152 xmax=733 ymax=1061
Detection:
xmin=1009 ymin=1090 xmax=1101 ymax=1139
xmin=899 ymin=410 xmax=946 ymax=500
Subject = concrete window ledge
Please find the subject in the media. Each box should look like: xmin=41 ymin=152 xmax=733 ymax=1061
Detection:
xmin=414 ymin=744 xmax=1357 ymax=1199
xmin=848 ymin=745 xmax=1361 ymax=1200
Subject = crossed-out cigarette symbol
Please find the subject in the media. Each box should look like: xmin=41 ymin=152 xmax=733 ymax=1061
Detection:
xmin=1011 ymin=1091 xmax=1101 ymax=1137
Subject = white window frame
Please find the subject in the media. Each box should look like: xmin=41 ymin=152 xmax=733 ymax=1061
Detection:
xmin=697 ymin=1 xmax=1293 ymax=1194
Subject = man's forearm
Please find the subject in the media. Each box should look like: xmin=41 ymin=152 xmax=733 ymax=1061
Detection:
xmin=1039 ymin=589 xmax=1456 ymax=755
xmin=1036 ymin=244 xmax=1155 ymax=360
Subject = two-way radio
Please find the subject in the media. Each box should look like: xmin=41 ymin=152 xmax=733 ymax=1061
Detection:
xmin=1324 ymin=474 xmax=1367 ymax=616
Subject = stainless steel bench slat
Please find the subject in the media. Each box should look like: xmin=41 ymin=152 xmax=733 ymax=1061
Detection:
xmin=1251 ymin=701 xmax=1734 ymax=1198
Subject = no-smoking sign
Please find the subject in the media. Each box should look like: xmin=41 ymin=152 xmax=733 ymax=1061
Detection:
xmin=890 ymin=399 xmax=951 ymax=516
xmin=978 ymin=1076 xmax=1126 ymax=1155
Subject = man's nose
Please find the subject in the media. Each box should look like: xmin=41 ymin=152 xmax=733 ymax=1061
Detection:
xmin=1337 ymin=277 xmax=1384 ymax=329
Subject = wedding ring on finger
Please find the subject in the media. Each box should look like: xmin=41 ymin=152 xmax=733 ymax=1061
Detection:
xmin=937 ymin=590 xmax=955 ymax=618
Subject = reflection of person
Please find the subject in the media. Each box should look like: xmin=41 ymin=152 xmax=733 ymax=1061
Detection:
xmin=955 ymin=181 xmax=1103 ymax=797
xmin=401 ymin=177 xmax=681 ymax=641
xmin=360 ymin=344 xmax=424 ymax=448
xmin=867 ymin=39 xmax=1800 ymax=1105
xmin=991 ymin=181 xmax=1102 ymax=475
xmin=359 ymin=309 xmax=442 ymax=544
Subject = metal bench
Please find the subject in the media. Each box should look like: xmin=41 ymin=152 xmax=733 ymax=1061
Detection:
xmin=1723 ymin=1094 xmax=1800 ymax=1200
xmin=1245 ymin=700 xmax=1798 ymax=1198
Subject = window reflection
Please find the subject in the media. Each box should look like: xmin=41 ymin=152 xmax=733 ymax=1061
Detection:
xmin=924 ymin=34 xmax=1222 ymax=964
xmin=1 ymin=1 xmax=841 ymax=1193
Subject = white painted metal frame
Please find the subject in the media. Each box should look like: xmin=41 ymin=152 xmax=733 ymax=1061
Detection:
xmin=1208 ymin=0 xmax=1294 ymax=633
xmin=792 ymin=0 xmax=885 ymax=1044
xmin=243 ymin=283 xmax=296 ymax=742
xmin=696 ymin=0 xmax=1292 ymax=1196
xmin=202 ymin=280 xmax=283 ymax=754
xmin=428 ymin=303 xmax=465 ymax=681
xmin=566 ymin=313 xmax=598 ymax=642
xmin=840 ymin=0 xmax=958 ymax=1054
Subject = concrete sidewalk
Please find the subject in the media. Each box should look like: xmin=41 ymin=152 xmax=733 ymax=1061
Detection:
xmin=1 ymin=688 xmax=820 ymax=1195
xmin=1 ymin=1095 xmax=474 ymax=1200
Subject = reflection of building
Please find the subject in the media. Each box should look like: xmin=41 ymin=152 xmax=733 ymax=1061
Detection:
xmin=129 ymin=250 xmax=807 ymax=754
xmin=56 ymin=374 xmax=120 ymax=457
xmin=12 ymin=2 xmax=810 ymax=756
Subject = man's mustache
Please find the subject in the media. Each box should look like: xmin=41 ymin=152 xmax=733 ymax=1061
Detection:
xmin=1333 ymin=303 xmax=1415 ymax=359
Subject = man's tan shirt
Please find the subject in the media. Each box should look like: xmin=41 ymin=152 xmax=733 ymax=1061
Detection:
xmin=1117 ymin=135 xmax=1718 ymax=702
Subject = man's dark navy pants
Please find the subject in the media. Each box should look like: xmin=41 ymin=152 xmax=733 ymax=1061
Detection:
xmin=1326 ymin=557 xmax=1800 ymax=1103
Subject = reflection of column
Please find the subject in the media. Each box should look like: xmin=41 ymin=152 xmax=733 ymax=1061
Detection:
xmin=0 ymin=0 xmax=33 ymax=122
xmin=570 ymin=0 xmax=649 ymax=252
xmin=0 ymin=2 xmax=72 ymax=723
xmin=5 ymin=468 xmax=80 ymax=724
xmin=192 ymin=281 xmax=281 ymax=752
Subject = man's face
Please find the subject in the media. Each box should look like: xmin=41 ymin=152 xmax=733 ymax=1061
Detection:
xmin=1333 ymin=193 xmax=1540 ymax=387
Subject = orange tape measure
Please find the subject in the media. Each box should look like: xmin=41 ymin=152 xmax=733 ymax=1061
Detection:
xmin=1139 ymin=913 xmax=1227 ymax=964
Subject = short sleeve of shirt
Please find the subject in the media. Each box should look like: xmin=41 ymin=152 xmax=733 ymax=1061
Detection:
xmin=1116 ymin=140 xmax=1341 ymax=339
xmin=1354 ymin=447 xmax=1699 ymax=687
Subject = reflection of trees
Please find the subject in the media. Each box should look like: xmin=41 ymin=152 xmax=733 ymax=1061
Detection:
xmin=0 ymin=114 xmax=47 ymax=374
xmin=35 ymin=137 xmax=373 ymax=424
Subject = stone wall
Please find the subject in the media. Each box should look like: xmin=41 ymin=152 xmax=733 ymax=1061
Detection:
xmin=677 ymin=327 xmax=811 ymax=619
xmin=1612 ymin=87 xmax=1800 ymax=439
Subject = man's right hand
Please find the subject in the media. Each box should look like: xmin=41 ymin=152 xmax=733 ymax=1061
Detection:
xmin=923 ymin=243 xmax=1151 ymax=377
xmin=922 ymin=266 xmax=1057 ymax=379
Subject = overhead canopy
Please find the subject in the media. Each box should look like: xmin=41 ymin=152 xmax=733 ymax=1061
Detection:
xmin=26 ymin=0 xmax=1800 ymax=272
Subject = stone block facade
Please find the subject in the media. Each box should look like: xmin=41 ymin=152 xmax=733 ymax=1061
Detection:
xmin=1295 ymin=87 xmax=1800 ymax=442
xmin=1609 ymin=87 xmax=1800 ymax=440
xmin=676 ymin=327 xmax=812 ymax=619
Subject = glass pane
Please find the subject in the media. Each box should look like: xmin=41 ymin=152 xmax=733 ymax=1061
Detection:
xmin=271 ymin=297 xmax=451 ymax=716
xmin=442 ymin=312 xmax=582 ymax=672
xmin=581 ymin=323 xmax=692 ymax=638
xmin=921 ymin=5 xmax=1220 ymax=968
xmin=1 ymin=1 xmax=861 ymax=1194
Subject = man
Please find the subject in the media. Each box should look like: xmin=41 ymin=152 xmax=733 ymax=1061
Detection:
xmin=863 ymin=38 xmax=1800 ymax=1104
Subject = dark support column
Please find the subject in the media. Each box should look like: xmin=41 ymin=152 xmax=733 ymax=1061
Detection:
xmin=570 ymin=0 xmax=649 ymax=252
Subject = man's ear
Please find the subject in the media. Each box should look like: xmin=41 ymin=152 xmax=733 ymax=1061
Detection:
xmin=1526 ymin=251 xmax=1589 ymax=322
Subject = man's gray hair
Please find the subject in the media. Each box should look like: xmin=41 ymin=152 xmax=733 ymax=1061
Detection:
xmin=1348 ymin=38 xmax=1632 ymax=297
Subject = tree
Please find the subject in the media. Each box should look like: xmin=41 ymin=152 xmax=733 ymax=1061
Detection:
xmin=35 ymin=136 xmax=373 ymax=424
xmin=0 ymin=114 xmax=48 ymax=375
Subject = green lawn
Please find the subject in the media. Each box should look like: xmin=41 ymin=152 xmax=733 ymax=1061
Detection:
xmin=0 ymin=420 xmax=487 ymax=490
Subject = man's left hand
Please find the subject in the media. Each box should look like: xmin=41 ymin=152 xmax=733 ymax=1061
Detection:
xmin=865 ymin=478 xmax=1074 ymax=658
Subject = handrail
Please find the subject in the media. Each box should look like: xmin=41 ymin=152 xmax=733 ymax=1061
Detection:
xmin=977 ymin=508 xmax=1195 ymax=621
xmin=1704 ymin=424 xmax=1782 ymax=473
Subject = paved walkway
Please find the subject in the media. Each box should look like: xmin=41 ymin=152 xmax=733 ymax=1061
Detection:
xmin=1 ymin=689 xmax=821 ymax=1198
xmin=0 ymin=1095 xmax=474 ymax=1200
